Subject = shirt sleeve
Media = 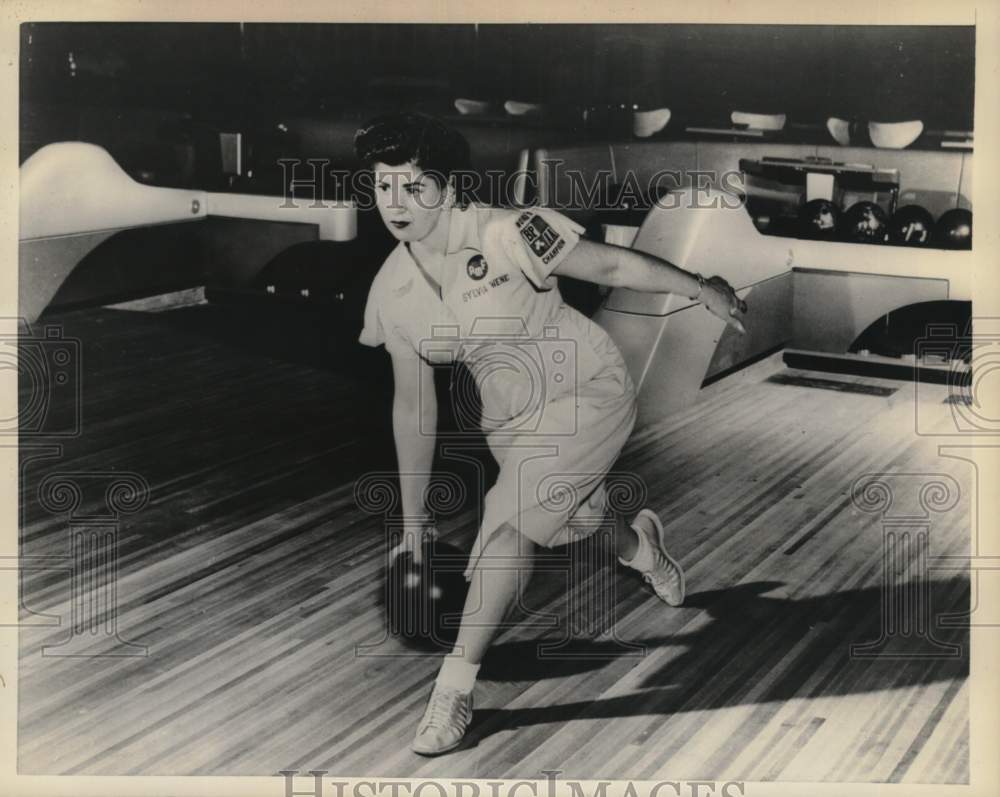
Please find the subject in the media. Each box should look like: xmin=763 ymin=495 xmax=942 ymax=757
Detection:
xmin=484 ymin=207 xmax=586 ymax=291
xmin=358 ymin=278 xmax=419 ymax=360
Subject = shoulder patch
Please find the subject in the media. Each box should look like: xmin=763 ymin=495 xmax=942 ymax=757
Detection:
xmin=516 ymin=212 xmax=566 ymax=265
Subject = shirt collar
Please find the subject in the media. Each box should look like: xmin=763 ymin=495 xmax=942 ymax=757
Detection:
xmin=388 ymin=205 xmax=483 ymax=291
xmin=445 ymin=204 xmax=481 ymax=255
xmin=390 ymin=205 xmax=480 ymax=290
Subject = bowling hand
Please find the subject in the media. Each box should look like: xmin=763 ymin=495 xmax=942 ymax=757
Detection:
xmin=701 ymin=276 xmax=748 ymax=334
xmin=389 ymin=523 xmax=439 ymax=565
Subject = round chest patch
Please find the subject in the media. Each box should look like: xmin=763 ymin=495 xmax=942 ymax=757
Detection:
xmin=466 ymin=254 xmax=489 ymax=281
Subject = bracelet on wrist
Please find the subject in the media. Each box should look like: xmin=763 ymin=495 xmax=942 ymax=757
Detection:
xmin=690 ymin=272 xmax=706 ymax=302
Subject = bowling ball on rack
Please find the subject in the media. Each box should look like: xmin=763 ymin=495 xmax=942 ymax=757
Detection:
xmin=888 ymin=205 xmax=935 ymax=247
xmin=385 ymin=539 xmax=469 ymax=650
xmin=745 ymin=197 xmax=787 ymax=235
xmin=797 ymin=198 xmax=840 ymax=240
xmin=840 ymin=201 xmax=889 ymax=244
xmin=933 ymin=208 xmax=972 ymax=250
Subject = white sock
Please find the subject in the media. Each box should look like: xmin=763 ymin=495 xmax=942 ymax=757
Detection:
xmin=619 ymin=523 xmax=656 ymax=572
xmin=436 ymin=655 xmax=480 ymax=693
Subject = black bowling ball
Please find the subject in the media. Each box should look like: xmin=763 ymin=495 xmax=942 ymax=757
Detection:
xmin=840 ymin=201 xmax=888 ymax=244
xmin=385 ymin=540 xmax=469 ymax=650
xmin=751 ymin=211 xmax=773 ymax=233
xmin=933 ymin=208 xmax=972 ymax=250
xmin=888 ymin=205 xmax=935 ymax=246
xmin=798 ymin=199 xmax=840 ymax=240
xmin=745 ymin=197 xmax=784 ymax=235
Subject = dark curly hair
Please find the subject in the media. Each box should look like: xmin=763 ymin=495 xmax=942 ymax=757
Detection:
xmin=353 ymin=111 xmax=472 ymax=190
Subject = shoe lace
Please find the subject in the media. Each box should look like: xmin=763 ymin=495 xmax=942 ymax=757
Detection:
xmin=643 ymin=552 xmax=680 ymax=587
xmin=422 ymin=688 xmax=466 ymax=730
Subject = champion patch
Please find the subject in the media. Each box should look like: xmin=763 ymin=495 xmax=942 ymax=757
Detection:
xmin=466 ymin=254 xmax=489 ymax=281
xmin=517 ymin=214 xmax=563 ymax=262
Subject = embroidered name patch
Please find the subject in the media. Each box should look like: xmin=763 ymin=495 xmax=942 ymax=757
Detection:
xmin=516 ymin=213 xmax=566 ymax=265
xmin=466 ymin=254 xmax=489 ymax=281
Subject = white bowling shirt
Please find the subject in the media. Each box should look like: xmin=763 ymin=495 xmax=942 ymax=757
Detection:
xmin=359 ymin=203 xmax=638 ymax=556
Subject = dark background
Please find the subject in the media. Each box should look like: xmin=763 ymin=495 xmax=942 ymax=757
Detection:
xmin=21 ymin=22 xmax=975 ymax=149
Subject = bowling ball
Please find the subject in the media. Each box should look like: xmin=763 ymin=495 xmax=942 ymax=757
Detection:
xmin=751 ymin=211 xmax=773 ymax=233
xmin=745 ymin=197 xmax=782 ymax=235
xmin=933 ymin=208 xmax=972 ymax=250
xmin=797 ymin=199 xmax=840 ymax=240
xmin=385 ymin=540 xmax=469 ymax=650
xmin=840 ymin=201 xmax=888 ymax=244
xmin=888 ymin=205 xmax=935 ymax=247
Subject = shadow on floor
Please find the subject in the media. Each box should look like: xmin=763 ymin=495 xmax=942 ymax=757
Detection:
xmin=469 ymin=578 xmax=968 ymax=747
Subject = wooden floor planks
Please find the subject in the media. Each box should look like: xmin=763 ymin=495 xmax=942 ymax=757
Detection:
xmin=17 ymin=305 xmax=970 ymax=782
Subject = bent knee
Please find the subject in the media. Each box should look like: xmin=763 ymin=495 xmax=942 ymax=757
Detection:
xmin=477 ymin=521 xmax=537 ymax=563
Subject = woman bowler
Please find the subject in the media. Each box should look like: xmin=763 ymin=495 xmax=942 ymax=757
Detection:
xmin=354 ymin=112 xmax=746 ymax=755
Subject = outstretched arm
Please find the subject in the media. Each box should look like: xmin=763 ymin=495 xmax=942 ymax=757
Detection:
xmin=552 ymin=239 xmax=747 ymax=332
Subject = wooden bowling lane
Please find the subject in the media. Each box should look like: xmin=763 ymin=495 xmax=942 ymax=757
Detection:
xmin=17 ymin=305 xmax=969 ymax=782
